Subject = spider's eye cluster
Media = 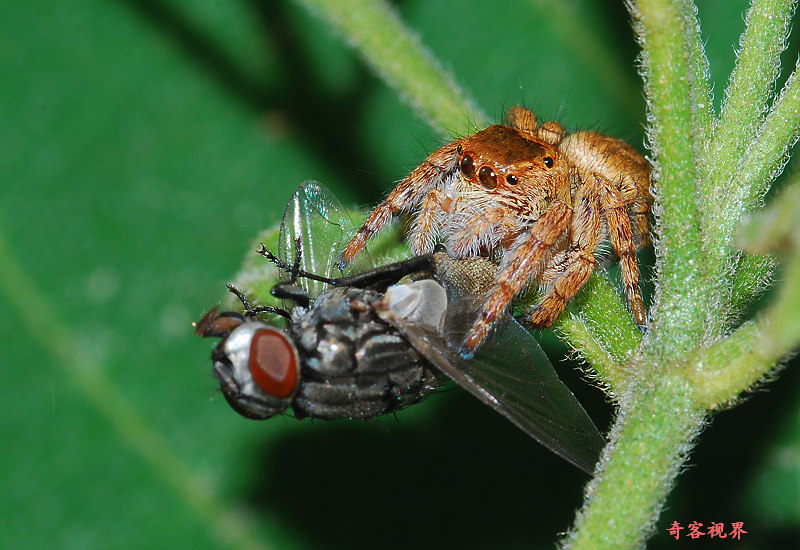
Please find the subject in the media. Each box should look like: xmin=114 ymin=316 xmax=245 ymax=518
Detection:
xmin=460 ymin=153 xmax=521 ymax=190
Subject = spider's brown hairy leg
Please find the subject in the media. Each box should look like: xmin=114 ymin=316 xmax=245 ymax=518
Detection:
xmin=597 ymin=174 xmax=647 ymax=327
xmin=530 ymin=177 xmax=603 ymax=326
xmin=341 ymin=141 xmax=463 ymax=265
xmin=462 ymin=200 xmax=573 ymax=355
xmin=341 ymin=203 xmax=392 ymax=265
xmin=629 ymin=198 xmax=652 ymax=248
xmin=531 ymin=250 xmax=597 ymax=325
xmin=558 ymin=130 xmax=652 ymax=326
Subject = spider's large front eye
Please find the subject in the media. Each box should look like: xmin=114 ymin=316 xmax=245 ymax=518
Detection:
xmin=460 ymin=155 xmax=476 ymax=178
xmin=479 ymin=166 xmax=497 ymax=190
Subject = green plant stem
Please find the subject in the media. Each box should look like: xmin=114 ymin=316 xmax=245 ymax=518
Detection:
xmin=708 ymin=62 xmax=800 ymax=326
xmin=700 ymin=0 xmax=796 ymax=338
xmin=738 ymin=181 xmax=800 ymax=254
xmin=683 ymin=1 xmax=713 ymax=166
xmin=689 ymin=179 xmax=800 ymax=407
xmin=558 ymin=316 xmax=625 ymax=392
xmin=630 ymin=0 xmax=705 ymax=354
xmin=733 ymin=60 xmax=800 ymax=212
xmin=563 ymin=378 xmax=705 ymax=550
xmin=701 ymin=0 xmax=794 ymax=205
xmin=291 ymin=0 xmax=486 ymax=135
xmin=727 ymin=253 xmax=774 ymax=317
xmin=686 ymin=321 xmax=777 ymax=409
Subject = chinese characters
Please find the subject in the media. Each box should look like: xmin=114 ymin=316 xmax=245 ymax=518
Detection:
xmin=667 ymin=521 xmax=747 ymax=540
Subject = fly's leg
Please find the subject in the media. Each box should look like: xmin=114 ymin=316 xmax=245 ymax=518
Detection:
xmin=226 ymin=283 xmax=292 ymax=320
xmin=256 ymin=243 xmax=334 ymax=285
xmin=462 ymin=200 xmax=572 ymax=355
xmin=341 ymin=141 xmax=462 ymax=265
xmin=529 ymin=177 xmax=602 ymax=326
xmin=331 ymin=253 xmax=436 ymax=288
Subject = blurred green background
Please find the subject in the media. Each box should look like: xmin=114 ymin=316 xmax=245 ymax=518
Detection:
xmin=1 ymin=0 xmax=798 ymax=548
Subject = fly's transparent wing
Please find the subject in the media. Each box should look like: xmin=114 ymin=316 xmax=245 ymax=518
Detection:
xmin=278 ymin=180 xmax=370 ymax=298
xmin=397 ymin=298 xmax=605 ymax=474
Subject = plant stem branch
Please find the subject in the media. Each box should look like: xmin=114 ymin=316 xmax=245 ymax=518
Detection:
xmin=690 ymin=179 xmax=800 ymax=407
xmin=292 ymin=0 xmax=486 ymax=135
xmin=701 ymin=0 xmax=794 ymax=206
xmin=699 ymin=0 xmax=796 ymax=338
xmin=686 ymin=256 xmax=800 ymax=408
xmin=734 ymin=59 xmax=800 ymax=212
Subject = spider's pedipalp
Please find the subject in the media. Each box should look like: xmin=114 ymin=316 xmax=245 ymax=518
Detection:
xmin=409 ymin=188 xmax=450 ymax=255
xmin=447 ymin=207 xmax=514 ymax=258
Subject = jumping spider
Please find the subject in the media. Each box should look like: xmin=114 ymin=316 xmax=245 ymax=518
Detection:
xmin=341 ymin=106 xmax=654 ymax=355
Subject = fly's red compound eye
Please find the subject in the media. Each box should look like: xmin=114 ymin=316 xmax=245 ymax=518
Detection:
xmin=249 ymin=328 xmax=299 ymax=398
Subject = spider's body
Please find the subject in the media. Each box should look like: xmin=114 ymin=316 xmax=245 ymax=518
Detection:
xmin=342 ymin=106 xmax=653 ymax=354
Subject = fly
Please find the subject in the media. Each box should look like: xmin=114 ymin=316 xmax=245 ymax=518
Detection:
xmin=195 ymin=180 xmax=605 ymax=473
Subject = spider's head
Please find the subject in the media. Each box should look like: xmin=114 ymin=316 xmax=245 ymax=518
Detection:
xmin=456 ymin=124 xmax=568 ymax=201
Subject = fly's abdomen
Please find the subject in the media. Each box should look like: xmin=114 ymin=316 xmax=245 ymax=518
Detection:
xmin=291 ymin=288 xmax=446 ymax=419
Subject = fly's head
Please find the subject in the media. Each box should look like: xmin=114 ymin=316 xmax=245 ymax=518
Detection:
xmin=195 ymin=308 xmax=300 ymax=420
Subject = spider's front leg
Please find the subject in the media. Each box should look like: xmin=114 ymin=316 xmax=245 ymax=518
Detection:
xmin=341 ymin=141 xmax=462 ymax=265
xmin=461 ymin=200 xmax=573 ymax=356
